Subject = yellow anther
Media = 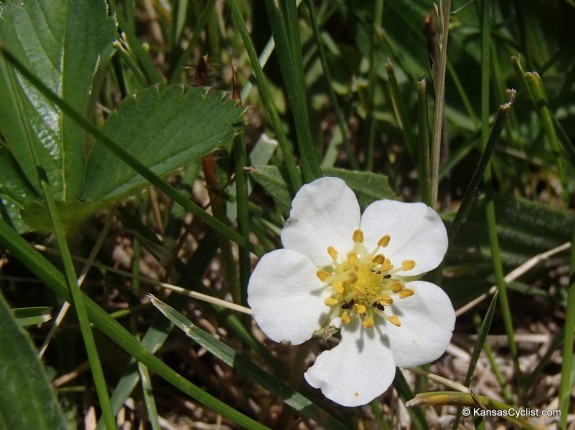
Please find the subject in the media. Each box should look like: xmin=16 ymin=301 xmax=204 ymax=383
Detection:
xmin=362 ymin=317 xmax=375 ymax=328
xmin=348 ymin=271 xmax=358 ymax=283
xmin=381 ymin=259 xmax=394 ymax=272
xmin=341 ymin=311 xmax=351 ymax=324
xmin=354 ymin=304 xmax=367 ymax=314
xmin=378 ymin=235 xmax=390 ymax=247
xmin=376 ymin=295 xmax=393 ymax=305
xmin=347 ymin=252 xmax=358 ymax=265
xmin=391 ymin=282 xmax=404 ymax=293
xmin=353 ymin=229 xmax=364 ymax=243
xmin=327 ymin=246 xmax=338 ymax=260
xmin=316 ymin=270 xmax=330 ymax=281
xmin=324 ymin=297 xmax=339 ymax=306
xmin=372 ymin=254 xmax=385 ymax=265
xmin=388 ymin=315 xmax=401 ymax=327
xmin=334 ymin=281 xmax=344 ymax=293
xmin=402 ymin=260 xmax=416 ymax=271
xmin=399 ymin=289 xmax=414 ymax=299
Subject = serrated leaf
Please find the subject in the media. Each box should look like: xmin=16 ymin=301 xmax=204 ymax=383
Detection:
xmin=82 ymin=85 xmax=244 ymax=201
xmin=0 ymin=0 xmax=116 ymax=201
xmin=0 ymin=294 xmax=66 ymax=429
xmin=21 ymin=199 xmax=104 ymax=233
xmin=249 ymin=166 xmax=397 ymax=214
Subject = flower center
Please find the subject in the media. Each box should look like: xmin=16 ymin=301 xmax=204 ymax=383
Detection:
xmin=317 ymin=229 xmax=416 ymax=329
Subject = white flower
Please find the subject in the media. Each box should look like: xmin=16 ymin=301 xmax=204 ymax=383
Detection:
xmin=247 ymin=177 xmax=455 ymax=407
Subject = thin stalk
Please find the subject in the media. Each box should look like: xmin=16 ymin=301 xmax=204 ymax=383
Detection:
xmin=227 ymin=0 xmax=302 ymax=193
xmin=479 ymin=0 xmax=524 ymax=404
xmin=306 ymin=0 xmax=358 ymax=170
xmin=418 ymin=79 xmax=432 ymax=206
xmin=0 ymin=46 xmax=249 ymax=250
xmin=364 ymin=0 xmax=383 ymax=171
xmin=39 ymin=170 xmax=116 ymax=430
xmin=559 ymin=224 xmax=575 ymax=428
xmin=430 ymin=0 xmax=452 ymax=209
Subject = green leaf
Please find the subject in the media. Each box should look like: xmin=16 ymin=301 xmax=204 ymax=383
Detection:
xmin=11 ymin=306 xmax=52 ymax=327
xmin=0 ymin=294 xmax=66 ymax=429
xmin=0 ymin=0 xmax=116 ymax=200
xmin=83 ymin=85 xmax=244 ymax=201
xmin=249 ymin=166 xmax=397 ymax=214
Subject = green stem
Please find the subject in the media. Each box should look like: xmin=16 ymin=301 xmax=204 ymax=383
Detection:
xmin=559 ymin=226 xmax=575 ymax=429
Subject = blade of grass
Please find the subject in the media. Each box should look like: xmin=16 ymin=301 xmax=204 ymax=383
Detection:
xmin=150 ymin=295 xmax=351 ymax=430
xmin=38 ymin=168 xmax=116 ymax=430
xmin=0 ymin=221 xmax=269 ymax=430
xmin=265 ymin=0 xmax=321 ymax=183
xmin=418 ymin=79 xmax=432 ymax=206
xmin=228 ymin=0 xmax=301 ymax=193
xmin=559 ymin=224 xmax=575 ymax=428
xmin=0 ymin=45 xmax=249 ymax=250
xmin=430 ymin=0 xmax=452 ymax=209
xmin=479 ymin=0 xmax=524 ymax=405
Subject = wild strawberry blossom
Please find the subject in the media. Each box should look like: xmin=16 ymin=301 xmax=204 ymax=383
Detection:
xmin=247 ymin=177 xmax=455 ymax=407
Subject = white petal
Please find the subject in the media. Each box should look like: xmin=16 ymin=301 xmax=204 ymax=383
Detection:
xmin=281 ymin=177 xmax=360 ymax=267
xmin=304 ymin=319 xmax=396 ymax=407
xmin=247 ymin=249 xmax=329 ymax=345
xmin=384 ymin=281 xmax=455 ymax=368
xmin=360 ymin=200 xmax=447 ymax=275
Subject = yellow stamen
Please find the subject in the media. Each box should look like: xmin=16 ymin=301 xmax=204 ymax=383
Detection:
xmin=348 ymin=271 xmax=358 ymax=283
xmin=354 ymin=304 xmax=367 ymax=314
xmin=388 ymin=315 xmax=401 ymax=327
xmin=316 ymin=270 xmax=329 ymax=281
xmin=402 ymin=260 xmax=416 ymax=271
xmin=334 ymin=281 xmax=344 ymax=293
xmin=378 ymin=235 xmax=390 ymax=247
xmin=399 ymin=289 xmax=414 ymax=299
xmin=327 ymin=246 xmax=338 ymax=260
xmin=372 ymin=254 xmax=385 ymax=265
xmin=341 ymin=311 xmax=351 ymax=324
xmin=347 ymin=252 xmax=358 ymax=265
xmin=362 ymin=317 xmax=375 ymax=328
xmin=391 ymin=282 xmax=404 ymax=293
xmin=353 ymin=229 xmax=364 ymax=243
xmin=376 ymin=295 xmax=393 ymax=305
xmin=324 ymin=297 xmax=339 ymax=306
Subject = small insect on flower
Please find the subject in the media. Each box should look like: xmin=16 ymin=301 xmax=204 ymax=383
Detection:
xmin=247 ymin=177 xmax=455 ymax=407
